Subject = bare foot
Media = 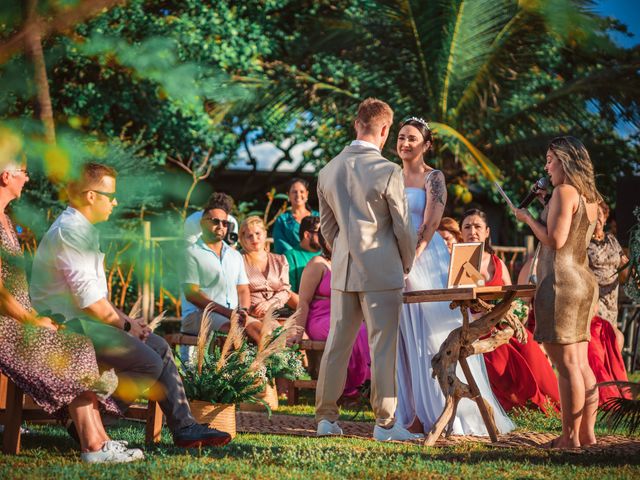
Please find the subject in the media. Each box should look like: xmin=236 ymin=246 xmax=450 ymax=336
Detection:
xmin=406 ymin=417 xmax=424 ymax=434
xmin=543 ymin=436 xmax=580 ymax=449
xmin=579 ymin=434 xmax=597 ymax=447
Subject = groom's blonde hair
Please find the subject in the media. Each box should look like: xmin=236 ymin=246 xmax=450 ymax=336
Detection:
xmin=356 ymin=98 xmax=393 ymax=134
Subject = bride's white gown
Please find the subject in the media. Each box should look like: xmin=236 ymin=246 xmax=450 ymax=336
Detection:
xmin=396 ymin=185 xmax=514 ymax=435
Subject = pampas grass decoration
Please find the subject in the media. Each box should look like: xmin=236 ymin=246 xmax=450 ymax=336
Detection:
xmin=148 ymin=310 xmax=166 ymax=332
xmin=216 ymin=310 xmax=246 ymax=372
xmin=128 ymin=297 xmax=142 ymax=319
xmin=196 ymin=303 xmax=216 ymax=375
xmin=257 ymin=305 xmax=280 ymax=353
xmin=250 ymin=310 xmax=300 ymax=373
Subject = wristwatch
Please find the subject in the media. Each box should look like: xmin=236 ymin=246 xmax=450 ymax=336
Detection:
xmin=123 ymin=319 xmax=132 ymax=332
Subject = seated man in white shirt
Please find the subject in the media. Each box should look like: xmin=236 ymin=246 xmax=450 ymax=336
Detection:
xmin=30 ymin=162 xmax=231 ymax=448
xmin=183 ymin=192 xmax=239 ymax=246
xmin=181 ymin=193 xmax=261 ymax=345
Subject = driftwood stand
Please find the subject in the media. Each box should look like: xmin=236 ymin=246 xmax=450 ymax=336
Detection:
xmin=403 ymin=285 xmax=535 ymax=446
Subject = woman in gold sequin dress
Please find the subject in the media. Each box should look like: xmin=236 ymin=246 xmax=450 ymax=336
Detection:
xmin=512 ymin=136 xmax=600 ymax=449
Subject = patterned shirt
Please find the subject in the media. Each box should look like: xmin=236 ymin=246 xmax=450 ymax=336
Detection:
xmin=588 ymin=232 xmax=624 ymax=324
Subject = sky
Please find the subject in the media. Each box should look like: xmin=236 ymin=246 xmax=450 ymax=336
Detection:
xmin=231 ymin=0 xmax=640 ymax=172
xmin=595 ymin=0 xmax=640 ymax=46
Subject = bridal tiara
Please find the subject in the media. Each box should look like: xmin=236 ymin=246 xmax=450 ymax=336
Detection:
xmin=402 ymin=116 xmax=431 ymax=130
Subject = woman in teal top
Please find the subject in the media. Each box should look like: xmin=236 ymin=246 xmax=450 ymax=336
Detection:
xmin=272 ymin=178 xmax=319 ymax=254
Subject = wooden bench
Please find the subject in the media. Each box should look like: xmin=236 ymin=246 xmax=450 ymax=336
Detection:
xmin=286 ymin=339 xmax=326 ymax=405
xmin=165 ymin=333 xmax=198 ymax=349
xmin=0 ymin=373 xmax=163 ymax=454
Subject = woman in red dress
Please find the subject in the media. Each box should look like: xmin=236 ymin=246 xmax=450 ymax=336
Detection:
xmin=460 ymin=209 xmax=560 ymax=412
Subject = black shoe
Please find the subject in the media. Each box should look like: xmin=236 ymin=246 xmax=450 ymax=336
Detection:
xmin=173 ymin=423 xmax=232 ymax=448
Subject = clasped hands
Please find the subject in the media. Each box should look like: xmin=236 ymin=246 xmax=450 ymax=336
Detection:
xmin=126 ymin=316 xmax=152 ymax=341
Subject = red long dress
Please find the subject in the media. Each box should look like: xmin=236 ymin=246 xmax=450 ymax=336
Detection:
xmin=482 ymin=255 xmax=560 ymax=412
xmin=527 ymin=303 xmax=630 ymax=406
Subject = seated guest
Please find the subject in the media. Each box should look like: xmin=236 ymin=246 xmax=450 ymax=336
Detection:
xmin=588 ymin=313 xmax=632 ymax=406
xmin=180 ymin=193 xmax=261 ymax=343
xmin=288 ymin=230 xmax=370 ymax=399
xmin=30 ymin=162 xmax=231 ymax=448
xmin=184 ymin=191 xmax=239 ymax=245
xmin=460 ymin=208 xmax=560 ymax=412
xmin=284 ymin=215 xmax=322 ymax=293
xmin=437 ymin=217 xmax=462 ymax=253
xmin=0 ymin=159 xmax=141 ymax=463
xmin=239 ymin=216 xmax=297 ymax=317
xmin=272 ymin=178 xmax=319 ymax=254
xmin=588 ymin=200 xmax=628 ymax=351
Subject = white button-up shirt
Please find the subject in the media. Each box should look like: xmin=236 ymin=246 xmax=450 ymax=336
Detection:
xmin=180 ymin=239 xmax=248 ymax=320
xmin=350 ymin=139 xmax=381 ymax=152
xmin=30 ymin=207 xmax=108 ymax=321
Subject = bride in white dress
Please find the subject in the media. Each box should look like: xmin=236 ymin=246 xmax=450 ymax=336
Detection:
xmin=395 ymin=117 xmax=514 ymax=436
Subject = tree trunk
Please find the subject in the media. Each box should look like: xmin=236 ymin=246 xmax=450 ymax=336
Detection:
xmin=24 ymin=0 xmax=56 ymax=144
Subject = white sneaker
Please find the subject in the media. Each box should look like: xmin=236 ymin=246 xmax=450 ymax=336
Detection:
xmin=81 ymin=440 xmax=145 ymax=463
xmin=317 ymin=420 xmax=343 ymax=436
xmin=373 ymin=423 xmax=424 ymax=442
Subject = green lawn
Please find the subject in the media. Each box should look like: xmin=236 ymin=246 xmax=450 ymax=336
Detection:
xmin=2 ymin=402 xmax=638 ymax=480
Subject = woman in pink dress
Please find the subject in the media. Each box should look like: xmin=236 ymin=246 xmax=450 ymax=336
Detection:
xmin=289 ymin=231 xmax=370 ymax=398
xmin=239 ymin=216 xmax=297 ymax=319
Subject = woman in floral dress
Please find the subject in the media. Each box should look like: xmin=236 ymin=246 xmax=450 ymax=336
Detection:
xmin=0 ymin=159 xmax=141 ymax=463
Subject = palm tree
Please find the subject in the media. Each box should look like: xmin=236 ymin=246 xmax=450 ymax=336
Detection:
xmin=250 ymin=0 xmax=640 ymax=196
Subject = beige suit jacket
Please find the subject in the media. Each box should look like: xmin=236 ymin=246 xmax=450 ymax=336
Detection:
xmin=317 ymin=144 xmax=416 ymax=292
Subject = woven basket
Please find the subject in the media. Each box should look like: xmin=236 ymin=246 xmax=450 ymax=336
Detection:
xmin=238 ymin=382 xmax=279 ymax=412
xmin=189 ymin=401 xmax=236 ymax=438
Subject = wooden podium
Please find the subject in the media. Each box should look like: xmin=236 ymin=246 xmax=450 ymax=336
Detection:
xmin=403 ymin=284 xmax=535 ymax=445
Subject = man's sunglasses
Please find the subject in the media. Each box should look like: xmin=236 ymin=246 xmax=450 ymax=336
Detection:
xmin=203 ymin=217 xmax=229 ymax=228
xmin=83 ymin=190 xmax=117 ymax=201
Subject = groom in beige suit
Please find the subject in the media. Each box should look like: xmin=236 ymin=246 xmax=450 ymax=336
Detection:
xmin=315 ymin=98 xmax=419 ymax=441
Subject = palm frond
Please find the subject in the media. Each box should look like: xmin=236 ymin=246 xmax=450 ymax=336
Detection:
xmin=434 ymin=0 xmax=517 ymax=119
xmin=430 ymin=121 xmax=501 ymax=181
xmin=597 ymin=381 xmax=640 ymax=398
xmin=599 ymin=396 xmax=640 ymax=434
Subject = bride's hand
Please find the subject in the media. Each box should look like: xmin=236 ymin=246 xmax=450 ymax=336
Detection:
xmin=415 ymin=241 xmax=427 ymax=259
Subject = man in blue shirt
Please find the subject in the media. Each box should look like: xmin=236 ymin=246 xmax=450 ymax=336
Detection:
xmin=181 ymin=193 xmax=259 ymax=342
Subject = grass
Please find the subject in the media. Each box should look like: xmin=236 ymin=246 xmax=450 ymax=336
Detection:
xmin=2 ymin=395 xmax=638 ymax=480
xmin=2 ymin=420 xmax=638 ymax=480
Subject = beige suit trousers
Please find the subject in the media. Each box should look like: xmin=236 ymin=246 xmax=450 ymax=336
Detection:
xmin=315 ymin=288 xmax=403 ymax=427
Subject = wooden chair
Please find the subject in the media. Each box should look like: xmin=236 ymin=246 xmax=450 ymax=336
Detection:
xmin=0 ymin=373 xmax=163 ymax=454
xmin=492 ymin=245 xmax=528 ymax=279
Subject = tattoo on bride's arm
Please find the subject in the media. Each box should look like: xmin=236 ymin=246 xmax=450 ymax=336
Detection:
xmin=417 ymin=224 xmax=428 ymax=244
xmin=429 ymin=175 xmax=445 ymax=206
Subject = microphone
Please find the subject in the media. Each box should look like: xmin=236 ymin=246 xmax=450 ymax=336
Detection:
xmin=518 ymin=177 xmax=549 ymax=208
